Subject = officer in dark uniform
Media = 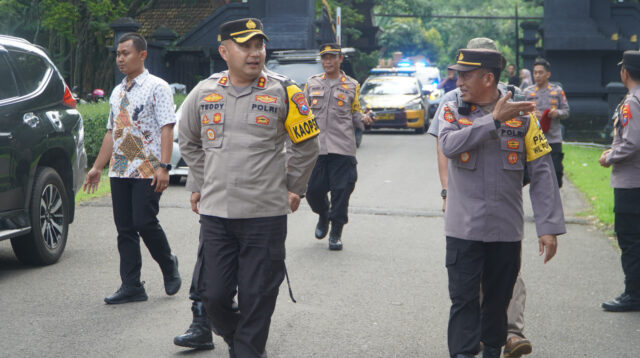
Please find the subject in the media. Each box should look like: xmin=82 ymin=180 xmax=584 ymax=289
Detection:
xmin=304 ymin=43 xmax=371 ymax=250
xmin=179 ymin=18 xmax=319 ymax=357
xmin=439 ymin=48 xmax=565 ymax=358
xmin=599 ymin=50 xmax=640 ymax=312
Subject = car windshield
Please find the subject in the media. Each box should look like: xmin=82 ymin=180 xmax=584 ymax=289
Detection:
xmin=266 ymin=61 xmax=324 ymax=87
xmin=361 ymin=76 xmax=419 ymax=95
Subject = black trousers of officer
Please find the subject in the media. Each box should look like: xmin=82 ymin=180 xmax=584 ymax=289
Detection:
xmin=614 ymin=188 xmax=640 ymax=296
xmin=306 ymin=154 xmax=357 ymax=226
xmin=549 ymin=143 xmax=564 ymax=188
xmin=195 ymin=215 xmax=287 ymax=358
xmin=446 ymin=236 xmax=521 ymax=356
xmin=110 ymin=178 xmax=174 ymax=286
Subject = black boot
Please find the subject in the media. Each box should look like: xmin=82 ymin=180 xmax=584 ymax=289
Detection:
xmin=315 ymin=213 xmax=329 ymax=239
xmin=104 ymin=282 xmax=148 ymax=304
xmin=163 ymin=254 xmax=182 ymax=295
xmin=328 ymin=223 xmax=343 ymax=251
xmin=173 ymin=301 xmax=214 ymax=350
xmin=482 ymin=344 xmax=501 ymax=358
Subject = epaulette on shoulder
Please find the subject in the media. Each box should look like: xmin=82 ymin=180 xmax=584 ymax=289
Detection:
xmin=345 ymin=75 xmax=359 ymax=85
xmin=207 ymin=71 xmax=227 ymax=80
xmin=264 ymin=70 xmax=289 ymax=83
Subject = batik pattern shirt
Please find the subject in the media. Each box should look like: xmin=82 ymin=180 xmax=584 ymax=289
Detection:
xmin=107 ymin=70 xmax=175 ymax=178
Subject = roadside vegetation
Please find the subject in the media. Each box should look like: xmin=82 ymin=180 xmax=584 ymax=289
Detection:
xmin=563 ymin=143 xmax=614 ymax=228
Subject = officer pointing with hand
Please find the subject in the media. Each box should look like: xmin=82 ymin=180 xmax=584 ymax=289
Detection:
xmin=439 ymin=48 xmax=565 ymax=358
xmin=178 ymin=18 xmax=319 ymax=357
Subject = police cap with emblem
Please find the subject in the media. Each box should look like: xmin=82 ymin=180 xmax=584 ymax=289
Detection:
xmin=448 ymin=49 xmax=506 ymax=72
xmin=319 ymin=42 xmax=341 ymax=55
xmin=218 ymin=18 xmax=269 ymax=43
xmin=618 ymin=50 xmax=640 ymax=72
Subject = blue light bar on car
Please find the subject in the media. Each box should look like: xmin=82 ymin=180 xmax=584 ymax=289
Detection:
xmin=370 ymin=67 xmax=416 ymax=74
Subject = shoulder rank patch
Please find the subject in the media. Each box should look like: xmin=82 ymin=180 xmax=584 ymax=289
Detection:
xmin=203 ymin=93 xmax=223 ymax=102
xmin=507 ymin=152 xmax=519 ymax=164
xmin=284 ymin=84 xmax=319 ymax=144
xmin=505 ymin=118 xmax=523 ymax=128
xmin=213 ymin=113 xmax=222 ymax=124
xmin=341 ymin=84 xmax=350 ymax=90
xmin=460 ymin=152 xmax=470 ymax=163
xmin=291 ymin=92 xmax=310 ymax=115
xmin=457 ymin=117 xmax=472 ymax=126
xmin=622 ymin=103 xmax=632 ymax=126
xmin=202 ymin=114 xmax=210 ymax=125
xmin=255 ymin=115 xmax=270 ymax=125
xmin=524 ymin=113 xmax=551 ymax=162
xmin=218 ymin=77 xmax=228 ymax=86
xmin=507 ymin=139 xmax=520 ymax=150
xmin=444 ymin=106 xmax=455 ymax=123
xmin=340 ymin=76 xmax=346 ymax=82
xmin=256 ymin=94 xmax=277 ymax=104
xmin=257 ymin=76 xmax=266 ymax=88
xmin=470 ymin=105 xmax=478 ymax=112
xmin=206 ymin=128 xmax=216 ymax=141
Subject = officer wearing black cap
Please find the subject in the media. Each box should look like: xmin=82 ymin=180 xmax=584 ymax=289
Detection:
xmin=178 ymin=18 xmax=319 ymax=357
xmin=304 ymin=42 xmax=371 ymax=250
xmin=439 ymin=48 xmax=565 ymax=358
xmin=599 ymin=50 xmax=640 ymax=312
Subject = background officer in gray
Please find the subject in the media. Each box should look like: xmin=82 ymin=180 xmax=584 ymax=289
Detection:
xmin=439 ymin=48 xmax=565 ymax=358
xmin=428 ymin=37 xmax=533 ymax=358
xmin=179 ymin=18 xmax=319 ymax=357
xmin=599 ymin=50 xmax=640 ymax=312
xmin=523 ymin=58 xmax=570 ymax=187
xmin=304 ymin=43 xmax=372 ymax=251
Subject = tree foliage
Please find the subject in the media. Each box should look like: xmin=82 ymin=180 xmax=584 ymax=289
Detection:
xmin=0 ymin=0 xmax=155 ymax=96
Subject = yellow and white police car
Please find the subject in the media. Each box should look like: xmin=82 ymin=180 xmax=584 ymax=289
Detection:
xmin=360 ymin=67 xmax=429 ymax=134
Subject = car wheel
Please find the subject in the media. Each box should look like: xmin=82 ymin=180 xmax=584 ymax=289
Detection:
xmin=170 ymin=175 xmax=183 ymax=185
xmin=11 ymin=167 xmax=69 ymax=266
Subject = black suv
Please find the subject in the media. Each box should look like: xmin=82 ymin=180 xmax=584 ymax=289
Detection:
xmin=0 ymin=35 xmax=86 ymax=265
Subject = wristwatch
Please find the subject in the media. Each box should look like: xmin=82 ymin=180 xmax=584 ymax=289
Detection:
xmin=158 ymin=162 xmax=172 ymax=171
xmin=440 ymin=189 xmax=447 ymax=199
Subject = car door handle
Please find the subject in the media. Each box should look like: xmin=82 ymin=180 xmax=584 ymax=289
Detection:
xmin=23 ymin=112 xmax=39 ymax=127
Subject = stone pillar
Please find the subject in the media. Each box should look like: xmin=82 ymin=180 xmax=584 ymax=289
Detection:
xmin=520 ymin=21 xmax=540 ymax=71
xmin=109 ymin=17 xmax=141 ymax=85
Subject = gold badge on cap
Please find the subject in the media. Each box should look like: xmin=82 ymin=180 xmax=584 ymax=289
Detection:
xmin=458 ymin=52 xmax=464 ymax=61
xmin=324 ymin=45 xmax=331 ymax=51
xmin=246 ymin=19 xmax=256 ymax=29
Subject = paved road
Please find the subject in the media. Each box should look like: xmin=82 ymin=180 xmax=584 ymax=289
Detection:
xmin=1 ymin=131 xmax=639 ymax=357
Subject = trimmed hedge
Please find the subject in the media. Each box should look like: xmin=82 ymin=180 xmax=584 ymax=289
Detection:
xmin=78 ymin=94 xmax=187 ymax=165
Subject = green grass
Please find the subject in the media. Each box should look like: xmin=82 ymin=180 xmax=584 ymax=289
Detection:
xmin=75 ymin=170 xmax=111 ymax=203
xmin=563 ymin=143 xmax=614 ymax=227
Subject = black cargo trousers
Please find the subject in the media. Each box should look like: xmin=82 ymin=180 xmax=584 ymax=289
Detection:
xmin=194 ymin=215 xmax=287 ymax=358
xmin=305 ymin=154 xmax=357 ymax=226
xmin=614 ymin=188 xmax=640 ymax=297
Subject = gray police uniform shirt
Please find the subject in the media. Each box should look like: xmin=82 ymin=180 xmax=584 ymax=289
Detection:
xmin=439 ymin=97 xmax=566 ymax=242
xmin=523 ymin=83 xmax=569 ymax=144
xmin=428 ymin=83 xmax=521 ymax=138
xmin=606 ymin=85 xmax=640 ymax=188
xmin=304 ymin=71 xmax=364 ymax=157
xmin=179 ymin=70 xmax=320 ymax=219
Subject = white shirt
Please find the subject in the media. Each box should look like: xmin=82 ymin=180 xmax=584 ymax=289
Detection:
xmin=107 ymin=70 xmax=175 ymax=178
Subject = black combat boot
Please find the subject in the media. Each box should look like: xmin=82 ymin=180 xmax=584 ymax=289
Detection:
xmin=328 ymin=223 xmax=343 ymax=251
xmin=173 ymin=301 xmax=214 ymax=350
xmin=315 ymin=213 xmax=329 ymax=239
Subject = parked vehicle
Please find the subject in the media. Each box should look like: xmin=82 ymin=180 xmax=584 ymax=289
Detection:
xmin=360 ymin=68 xmax=429 ymax=134
xmin=0 ymin=35 xmax=87 ymax=265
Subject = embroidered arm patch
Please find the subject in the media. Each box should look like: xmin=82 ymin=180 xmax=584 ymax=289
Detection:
xmin=284 ymin=84 xmax=319 ymax=143
xmin=524 ymin=113 xmax=552 ymax=162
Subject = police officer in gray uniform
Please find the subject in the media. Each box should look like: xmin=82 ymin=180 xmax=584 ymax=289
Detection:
xmin=304 ymin=43 xmax=371 ymax=250
xmin=439 ymin=48 xmax=565 ymax=358
xmin=428 ymin=37 xmax=534 ymax=358
xmin=523 ymin=58 xmax=570 ymax=187
xmin=599 ymin=50 xmax=640 ymax=312
xmin=179 ymin=18 xmax=319 ymax=357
